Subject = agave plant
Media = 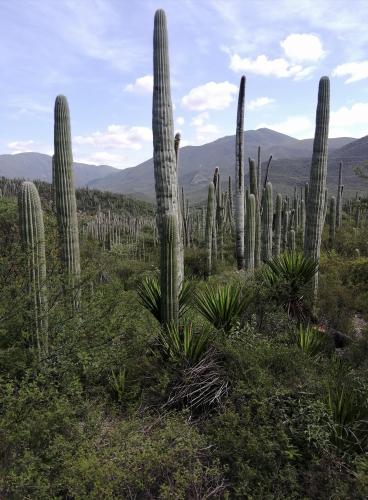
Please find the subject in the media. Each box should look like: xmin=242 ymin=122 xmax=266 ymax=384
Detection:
xmin=262 ymin=252 xmax=318 ymax=320
xmin=296 ymin=325 xmax=325 ymax=356
xmin=137 ymin=276 xmax=193 ymax=323
xmin=157 ymin=322 xmax=210 ymax=365
xmin=194 ymin=283 xmax=252 ymax=333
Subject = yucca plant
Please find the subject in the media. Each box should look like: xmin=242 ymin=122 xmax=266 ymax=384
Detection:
xmin=194 ymin=284 xmax=252 ymax=333
xmin=296 ymin=324 xmax=325 ymax=356
xmin=262 ymin=252 xmax=318 ymax=320
xmin=137 ymin=276 xmax=193 ymax=323
xmin=157 ymin=322 xmax=210 ymax=365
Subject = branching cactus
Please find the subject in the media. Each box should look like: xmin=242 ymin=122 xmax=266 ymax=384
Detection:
xmin=329 ymin=196 xmax=336 ymax=249
xmin=235 ymin=75 xmax=245 ymax=269
xmin=304 ymin=76 xmax=330 ymax=301
xmin=18 ymin=181 xmax=48 ymax=357
xmin=54 ymin=95 xmax=81 ymax=306
xmin=336 ymin=161 xmax=343 ymax=228
xmin=205 ymin=182 xmax=215 ymax=277
xmin=153 ymin=9 xmax=183 ymax=288
xmin=161 ymin=213 xmax=179 ymax=327
xmin=261 ymin=182 xmax=273 ymax=261
xmin=274 ymin=193 xmax=282 ymax=256
xmin=245 ymin=193 xmax=256 ymax=271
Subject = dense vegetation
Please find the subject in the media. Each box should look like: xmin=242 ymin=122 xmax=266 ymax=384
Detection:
xmin=1 ymin=8 xmax=368 ymax=500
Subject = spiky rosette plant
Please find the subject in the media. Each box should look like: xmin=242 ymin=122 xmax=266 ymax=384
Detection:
xmin=18 ymin=181 xmax=48 ymax=357
xmin=304 ymin=76 xmax=330 ymax=303
xmin=54 ymin=95 xmax=81 ymax=307
xmin=153 ymin=9 xmax=183 ymax=288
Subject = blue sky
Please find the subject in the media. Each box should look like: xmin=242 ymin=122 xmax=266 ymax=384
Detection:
xmin=1 ymin=0 xmax=368 ymax=169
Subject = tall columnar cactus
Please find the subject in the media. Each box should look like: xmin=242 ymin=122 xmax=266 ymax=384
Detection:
xmin=304 ymin=182 xmax=309 ymax=206
xmin=300 ymin=198 xmax=306 ymax=248
xmin=153 ymin=9 xmax=183 ymax=287
xmin=54 ymin=95 xmax=81 ymax=304
xmin=18 ymin=181 xmax=48 ymax=357
xmin=304 ymin=76 xmax=330 ymax=300
xmin=174 ymin=132 xmax=181 ymax=166
xmin=261 ymin=182 xmax=273 ymax=261
xmin=274 ymin=193 xmax=282 ymax=256
xmin=283 ymin=209 xmax=289 ymax=251
xmin=336 ymin=161 xmax=343 ymax=228
xmin=161 ymin=213 xmax=179 ymax=326
xmin=329 ymin=196 xmax=336 ymax=249
xmin=235 ymin=75 xmax=246 ymax=270
xmin=289 ymin=229 xmax=296 ymax=252
xmin=245 ymin=193 xmax=256 ymax=271
xmin=205 ymin=182 xmax=215 ymax=277
xmin=249 ymin=158 xmax=261 ymax=267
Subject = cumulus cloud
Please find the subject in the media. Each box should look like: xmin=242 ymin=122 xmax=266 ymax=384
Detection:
xmin=8 ymin=140 xmax=36 ymax=153
xmin=280 ymin=34 xmax=325 ymax=62
xmin=74 ymin=124 xmax=152 ymax=150
xmin=329 ymin=102 xmax=368 ymax=137
xmin=256 ymin=116 xmax=314 ymax=139
xmin=176 ymin=116 xmax=185 ymax=126
xmin=190 ymin=112 xmax=220 ymax=144
xmin=124 ymin=74 xmax=153 ymax=93
xmin=248 ymin=96 xmax=275 ymax=110
xmin=75 ymin=151 xmax=124 ymax=167
xmin=181 ymin=81 xmax=238 ymax=111
xmin=230 ymin=54 xmax=315 ymax=80
xmin=332 ymin=61 xmax=368 ymax=83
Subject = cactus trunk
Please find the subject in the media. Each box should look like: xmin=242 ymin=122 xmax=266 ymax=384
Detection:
xmin=274 ymin=193 xmax=282 ymax=256
xmin=235 ymin=76 xmax=245 ymax=269
xmin=261 ymin=182 xmax=273 ymax=261
xmin=245 ymin=193 xmax=256 ymax=271
xmin=161 ymin=213 xmax=179 ymax=327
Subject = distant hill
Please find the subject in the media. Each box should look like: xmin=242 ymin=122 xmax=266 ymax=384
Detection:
xmin=0 ymin=152 xmax=118 ymax=187
xmin=88 ymin=128 xmax=358 ymax=200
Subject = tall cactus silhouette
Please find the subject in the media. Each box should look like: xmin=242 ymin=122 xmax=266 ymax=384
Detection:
xmin=153 ymin=9 xmax=183 ymax=287
xmin=300 ymin=198 xmax=306 ymax=248
xmin=336 ymin=161 xmax=343 ymax=228
xmin=174 ymin=132 xmax=181 ymax=166
xmin=304 ymin=76 xmax=330 ymax=300
xmin=205 ymin=182 xmax=215 ymax=277
xmin=245 ymin=193 xmax=256 ymax=271
xmin=18 ymin=181 xmax=48 ymax=357
xmin=274 ymin=193 xmax=282 ymax=256
xmin=289 ymin=229 xmax=296 ymax=252
xmin=54 ymin=95 xmax=81 ymax=305
xmin=235 ymin=75 xmax=245 ymax=269
xmin=161 ymin=213 xmax=179 ymax=326
xmin=261 ymin=182 xmax=273 ymax=261
xmin=249 ymin=158 xmax=261 ymax=267
xmin=329 ymin=196 xmax=336 ymax=249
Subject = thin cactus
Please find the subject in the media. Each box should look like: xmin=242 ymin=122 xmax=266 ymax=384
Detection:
xmin=153 ymin=9 xmax=183 ymax=288
xmin=304 ymin=76 xmax=330 ymax=301
xmin=249 ymin=158 xmax=261 ymax=267
xmin=161 ymin=213 xmax=179 ymax=327
xmin=336 ymin=161 xmax=343 ymax=228
xmin=329 ymin=196 xmax=336 ymax=249
xmin=274 ymin=193 xmax=282 ymax=256
xmin=235 ymin=75 xmax=245 ymax=270
xmin=289 ymin=229 xmax=296 ymax=252
xmin=54 ymin=95 xmax=81 ymax=306
xmin=261 ymin=182 xmax=273 ymax=261
xmin=283 ymin=209 xmax=289 ymax=251
xmin=245 ymin=193 xmax=256 ymax=271
xmin=300 ymin=198 xmax=306 ymax=249
xmin=18 ymin=181 xmax=48 ymax=357
xmin=205 ymin=183 xmax=215 ymax=278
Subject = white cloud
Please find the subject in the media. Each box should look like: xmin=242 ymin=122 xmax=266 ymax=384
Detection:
xmin=124 ymin=74 xmax=153 ymax=93
xmin=190 ymin=112 xmax=220 ymax=144
xmin=230 ymin=54 xmax=315 ymax=80
xmin=75 ymin=151 xmax=123 ymax=167
xmin=330 ymin=102 xmax=368 ymax=137
xmin=181 ymin=81 xmax=238 ymax=111
xmin=332 ymin=61 xmax=368 ymax=83
xmin=74 ymin=124 xmax=152 ymax=150
xmin=7 ymin=140 xmax=36 ymax=153
xmin=248 ymin=96 xmax=275 ymax=110
xmin=176 ymin=116 xmax=185 ymax=126
xmin=256 ymin=116 xmax=314 ymax=139
xmin=280 ymin=34 xmax=325 ymax=63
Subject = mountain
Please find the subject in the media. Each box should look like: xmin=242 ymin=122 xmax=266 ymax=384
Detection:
xmin=89 ymin=128 xmax=357 ymax=200
xmin=0 ymin=152 xmax=118 ymax=187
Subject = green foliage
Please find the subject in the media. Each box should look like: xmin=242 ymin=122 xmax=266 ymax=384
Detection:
xmin=157 ymin=322 xmax=210 ymax=365
xmin=137 ymin=276 xmax=193 ymax=323
xmin=262 ymin=252 xmax=318 ymax=320
xmin=296 ymin=324 xmax=326 ymax=356
xmin=194 ymin=283 xmax=252 ymax=332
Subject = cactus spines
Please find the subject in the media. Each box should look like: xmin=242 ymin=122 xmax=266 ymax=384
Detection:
xmin=18 ymin=181 xmax=48 ymax=356
xmin=245 ymin=193 xmax=256 ymax=271
xmin=205 ymin=182 xmax=215 ymax=277
xmin=274 ymin=193 xmax=282 ymax=256
xmin=261 ymin=182 xmax=273 ymax=261
xmin=336 ymin=161 xmax=343 ymax=228
xmin=304 ymin=76 xmax=330 ymax=300
xmin=329 ymin=196 xmax=336 ymax=249
xmin=235 ymin=75 xmax=246 ymax=270
xmin=54 ymin=95 xmax=81 ymax=304
xmin=161 ymin=213 xmax=179 ymax=327
xmin=153 ymin=9 xmax=183 ymax=288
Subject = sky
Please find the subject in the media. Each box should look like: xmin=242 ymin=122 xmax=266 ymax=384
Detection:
xmin=1 ymin=0 xmax=368 ymax=169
